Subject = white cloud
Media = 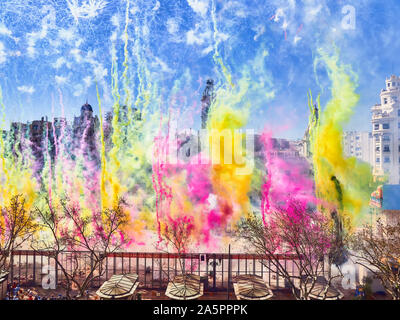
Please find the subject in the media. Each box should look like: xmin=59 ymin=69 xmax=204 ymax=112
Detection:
xmin=17 ymin=86 xmax=35 ymax=94
xmin=235 ymin=9 xmax=247 ymax=18
xmin=187 ymin=0 xmax=209 ymax=17
xmin=73 ymin=83 xmax=84 ymax=97
xmin=274 ymin=8 xmax=285 ymax=23
xmin=186 ymin=24 xmax=211 ymax=45
xmin=49 ymin=39 xmax=61 ymax=48
xmin=58 ymin=28 xmax=76 ymax=42
xmin=153 ymin=57 xmax=173 ymax=73
xmin=303 ymin=3 xmax=322 ymax=24
xmin=70 ymin=48 xmax=83 ymax=63
xmin=93 ymin=64 xmax=107 ymax=81
xmin=142 ymin=25 xmax=150 ymax=37
xmin=67 ymin=0 xmax=108 ymax=21
xmin=293 ymin=35 xmax=302 ymax=45
xmin=27 ymin=29 xmax=47 ymax=47
xmin=26 ymin=9 xmax=54 ymax=57
xmin=130 ymin=5 xmax=139 ymax=15
xmin=111 ymin=14 xmax=120 ymax=27
xmin=186 ymin=29 xmax=204 ymax=45
xmin=152 ymin=1 xmax=160 ymax=11
xmin=9 ymin=51 xmax=21 ymax=57
xmin=110 ymin=31 xmax=117 ymax=42
xmin=75 ymin=38 xmax=83 ymax=47
xmin=166 ymin=18 xmax=179 ymax=34
xmin=201 ymin=45 xmax=213 ymax=55
xmin=52 ymin=57 xmax=69 ymax=69
xmin=0 ymin=42 xmax=6 ymax=64
xmin=186 ymin=21 xmax=227 ymax=48
xmin=0 ymin=23 xmax=12 ymax=37
xmin=27 ymin=46 xmax=36 ymax=58
xmin=55 ymin=75 xmax=68 ymax=85
xmin=253 ymin=25 xmax=265 ymax=41
xmin=217 ymin=32 xmax=229 ymax=42
xmin=83 ymin=76 xmax=92 ymax=87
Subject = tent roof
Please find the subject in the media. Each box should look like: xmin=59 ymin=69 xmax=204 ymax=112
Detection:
xmin=298 ymin=276 xmax=343 ymax=300
xmin=233 ymin=274 xmax=273 ymax=300
xmin=96 ymin=274 xmax=139 ymax=299
xmin=165 ymin=274 xmax=203 ymax=300
xmin=0 ymin=270 xmax=8 ymax=280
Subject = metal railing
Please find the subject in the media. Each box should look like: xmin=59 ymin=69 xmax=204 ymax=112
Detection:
xmin=6 ymin=250 xmax=303 ymax=291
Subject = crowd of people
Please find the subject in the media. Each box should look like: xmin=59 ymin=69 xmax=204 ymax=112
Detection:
xmin=4 ymin=282 xmax=68 ymax=300
xmin=3 ymin=282 xmax=100 ymax=300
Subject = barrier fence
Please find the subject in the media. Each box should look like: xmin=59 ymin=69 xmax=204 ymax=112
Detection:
xmin=6 ymin=250 xmax=305 ymax=291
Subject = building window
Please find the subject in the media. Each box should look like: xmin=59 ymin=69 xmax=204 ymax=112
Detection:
xmin=384 ymin=157 xmax=390 ymax=163
xmin=376 ymin=146 xmax=380 ymax=152
xmin=384 ymin=98 xmax=388 ymax=104
xmin=383 ymin=135 xmax=390 ymax=141
xmin=383 ymin=123 xmax=390 ymax=129
xmin=398 ymin=109 xmax=400 ymax=117
xmin=388 ymin=83 xmax=391 ymax=87
xmin=384 ymin=145 xmax=390 ymax=152
xmin=356 ymin=136 xmax=360 ymax=140
xmin=393 ymin=96 xmax=398 ymax=102
xmin=374 ymin=124 xmax=379 ymax=130
xmin=376 ymin=157 xmax=380 ymax=163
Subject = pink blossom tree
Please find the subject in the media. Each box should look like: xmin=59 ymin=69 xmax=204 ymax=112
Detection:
xmin=32 ymin=197 xmax=130 ymax=299
xmin=238 ymin=201 xmax=345 ymax=300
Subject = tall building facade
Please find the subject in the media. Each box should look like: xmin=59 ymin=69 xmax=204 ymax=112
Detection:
xmin=201 ymin=79 xmax=215 ymax=129
xmin=343 ymin=131 xmax=373 ymax=166
xmin=72 ymin=102 xmax=99 ymax=163
xmin=371 ymin=75 xmax=400 ymax=184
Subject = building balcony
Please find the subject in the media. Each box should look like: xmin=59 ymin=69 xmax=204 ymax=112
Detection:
xmin=372 ymin=113 xmax=392 ymax=120
xmin=371 ymin=104 xmax=382 ymax=111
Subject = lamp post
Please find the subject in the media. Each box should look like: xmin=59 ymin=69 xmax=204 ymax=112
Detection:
xmin=227 ymin=244 xmax=231 ymax=300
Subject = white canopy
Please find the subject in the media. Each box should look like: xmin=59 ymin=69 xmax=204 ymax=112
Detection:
xmin=233 ymin=274 xmax=273 ymax=300
xmin=96 ymin=273 xmax=139 ymax=299
xmin=165 ymin=274 xmax=203 ymax=300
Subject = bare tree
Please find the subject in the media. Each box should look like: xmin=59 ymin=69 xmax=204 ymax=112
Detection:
xmin=160 ymin=215 xmax=194 ymax=275
xmin=0 ymin=195 xmax=37 ymax=272
xmin=32 ymin=197 xmax=130 ymax=299
xmin=237 ymin=202 xmax=345 ymax=300
xmin=351 ymin=219 xmax=400 ymax=300
xmin=159 ymin=216 xmax=199 ymax=299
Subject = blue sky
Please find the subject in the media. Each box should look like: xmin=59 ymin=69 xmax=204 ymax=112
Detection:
xmin=0 ymin=0 xmax=399 ymax=139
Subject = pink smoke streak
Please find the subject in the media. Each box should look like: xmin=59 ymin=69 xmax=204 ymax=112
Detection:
xmin=260 ymin=130 xmax=316 ymax=225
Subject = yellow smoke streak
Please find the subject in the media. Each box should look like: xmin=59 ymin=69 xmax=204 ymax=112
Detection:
xmin=211 ymin=0 xmax=234 ymax=88
xmin=311 ymin=49 xmax=373 ymax=228
xmin=96 ymin=83 xmax=107 ymax=211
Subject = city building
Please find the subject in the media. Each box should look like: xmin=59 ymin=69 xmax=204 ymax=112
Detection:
xmin=371 ymin=75 xmax=400 ymax=184
xmin=102 ymin=106 xmax=142 ymax=153
xmin=300 ymin=103 xmax=319 ymax=161
xmin=267 ymin=138 xmax=303 ymax=160
xmin=343 ymin=131 xmax=373 ymax=166
xmin=72 ymin=101 xmax=100 ymax=163
xmin=201 ymin=79 xmax=215 ymax=129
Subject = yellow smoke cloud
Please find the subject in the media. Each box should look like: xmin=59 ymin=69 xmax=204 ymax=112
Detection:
xmin=310 ymin=49 xmax=373 ymax=228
